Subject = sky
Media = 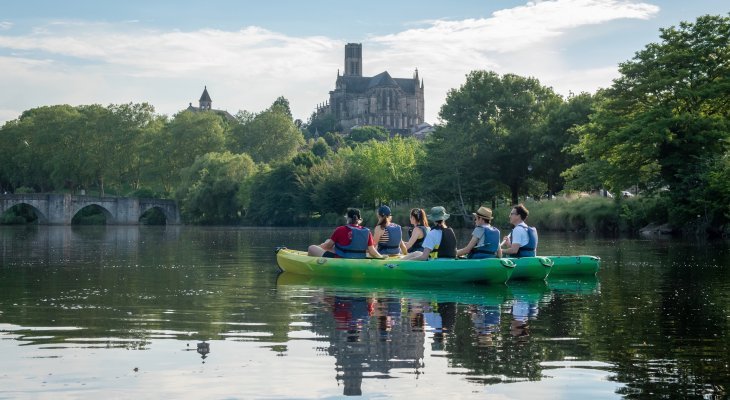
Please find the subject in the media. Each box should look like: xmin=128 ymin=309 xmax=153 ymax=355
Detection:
xmin=0 ymin=0 xmax=727 ymax=126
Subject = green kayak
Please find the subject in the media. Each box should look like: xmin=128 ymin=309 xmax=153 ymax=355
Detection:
xmin=275 ymin=248 xmax=515 ymax=284
xmin=509 ymin=256 xmax=554 ymax=281
xmin=545 ymin=255 xmax=600 ymax=277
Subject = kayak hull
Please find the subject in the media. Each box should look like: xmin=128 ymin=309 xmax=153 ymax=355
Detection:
xmin=509 ymin=256 xmax=554 ymax=281
xmin=545 ymin=255 xmax=600 ymax=277
xmin=275 ymin=248 xmax=515 ymax=284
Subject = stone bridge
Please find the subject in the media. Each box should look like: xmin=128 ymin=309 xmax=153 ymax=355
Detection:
xmin=0 ymin=194 xmax=180 ymax=225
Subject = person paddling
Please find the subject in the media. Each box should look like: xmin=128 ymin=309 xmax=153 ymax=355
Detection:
xmin=308 ymin=208 xmax=386 ymax=259
xmin=501 ymin=203 xmax=538 ymax=258
xmin=457 ymin=206 xmax=502 ymax=259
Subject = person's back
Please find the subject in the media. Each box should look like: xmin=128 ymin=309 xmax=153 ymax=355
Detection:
xmin=430 ymin=224 xmax=457 ymax=259
xmin=469 ymin=224 xmax=500 ymax=259
xmin=377 ymin=223 xmax=403 ymax=255
xmin=308 ymin=208 xmax=384 ymax=259
xmin=407 ymin=225 xmax=430 ymax=252
xmin=334 ymin=225 xmax=371 ymax=259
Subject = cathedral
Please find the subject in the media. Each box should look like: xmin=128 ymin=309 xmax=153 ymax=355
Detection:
xmin=317 ymin=43 xmax=425 ymax=135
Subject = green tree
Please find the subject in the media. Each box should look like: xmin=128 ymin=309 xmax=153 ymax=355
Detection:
xmin=306 ymin=151 xmax=364 ymax=216
xmin=433 ymin=71 xmax=561 ymax=209
xmin=303 ymin=111 xmax=338 ymax=139
xmin=232 ymin=106 xmax=304 ymax=163
xmin=246 ymin=161 xmax=311 ymax=225
xmin=565 ymin=14 xmax=730 ymax=225
xmin=310 ymin=137 xmax=331 ymax=158
xmin=347 ymin=125 xmax=389 ymax=144
xmin=148 ymin=110 xmax=228 ymax=194
xmin=271 ymin=96 xmax=293 ymax=119
xmin=175 ymin=151 xmax=257 ymax=224
xmin=347 ymin=137 xmax=425 ymax=205
xmin=535 ymin=92 xmax=595 ymax=197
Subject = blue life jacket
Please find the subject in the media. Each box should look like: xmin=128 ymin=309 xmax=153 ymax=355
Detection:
xmin=468 ymin=225 xmax=501 ymax=259
xmin=407 ymin=225 xmax=430 ymax=253
xmin=511 ymin=225 xmax=538 ymax=258
xmin=334 ymin=226 xmax=370 ymax=259
xmin=377 ymin=223 xmax=403 ymax=255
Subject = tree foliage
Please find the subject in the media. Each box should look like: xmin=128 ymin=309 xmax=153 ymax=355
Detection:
xmin=347 ymin=125 xmax=389 ymax=144
xmin=565 ymin=14 xmax=730 ymax=225
xmin=175 ymin=151 xmax=257 ymax=224
xmin=433 ymin=71 xmax=562 ymax=210
xmin=231 ymin=105 xmax=304 ymax=164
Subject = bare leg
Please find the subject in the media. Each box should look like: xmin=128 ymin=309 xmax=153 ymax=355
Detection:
xmin=308 ymin=245 xmax=327 ymax=257
xmin=400 ymin=251 xmax=422 ymax=260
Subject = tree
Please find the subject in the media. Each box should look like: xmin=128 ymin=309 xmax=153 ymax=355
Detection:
xmin=535 ymin=92 xmax=595 ymax=197
xmin=565 ymin=14 xmax=730 ymax=225
xmin=149 ymin=110 xmax=228 ymax=194
xmin=347 ymin=137 xmax=425 ymax=205
xmin=347 ymin=125 xmax=389 ymax=144
xmin=175 ymin=151 xmax=257 ymax=224
xmin=232 ymin=106 xmax=304 ymax=164
xmin=271 ymin=96 xmax=293 ymax=119
xmin=433 ymin=71 xmax=561 ymax=209
xmin=303 ymin=111 xmax=338 ymax=139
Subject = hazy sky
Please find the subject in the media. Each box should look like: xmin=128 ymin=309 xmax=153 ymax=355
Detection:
xmin=0 ymin=0 xmax=726 ymax=125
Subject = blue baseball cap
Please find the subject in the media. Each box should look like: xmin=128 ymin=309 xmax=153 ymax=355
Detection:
xmin=378 ymin=205 xmax=391 ymax=216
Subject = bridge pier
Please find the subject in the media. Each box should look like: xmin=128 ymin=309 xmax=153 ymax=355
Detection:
xmin=0 ymin=194 xmax=180 ymax=225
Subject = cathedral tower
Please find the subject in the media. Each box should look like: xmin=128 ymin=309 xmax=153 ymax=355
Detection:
xmin=344 ymin=43 xmax=362 ymax=77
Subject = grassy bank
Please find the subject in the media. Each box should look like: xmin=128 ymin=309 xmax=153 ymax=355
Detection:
xmin=524 ymin=196 xmax=668 ymax=233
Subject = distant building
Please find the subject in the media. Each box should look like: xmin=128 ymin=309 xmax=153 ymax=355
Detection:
xmin=186 ymin=86 xmax=235 ymax=122
xmin=411 ymin=122 xmax=435 ymax=139
xmin=316 ymin=43 xmax=425 ymax=135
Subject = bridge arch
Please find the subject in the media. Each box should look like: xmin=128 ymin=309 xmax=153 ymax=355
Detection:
xmin=139 ymin=204 xmax=171 ymax=225
xmin=72 ymin=203 xmax=115 ymax=224
xmin=0 ymin=194 xmax=180 ymax=225
xmin=0 ymin=201 xmax=48 ymax=224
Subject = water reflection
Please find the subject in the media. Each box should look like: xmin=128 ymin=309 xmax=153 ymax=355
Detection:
xmin=275 ymin=274 xmax=605 ymax=395
xmin=2 ymin=226 xmax=729 ymax=399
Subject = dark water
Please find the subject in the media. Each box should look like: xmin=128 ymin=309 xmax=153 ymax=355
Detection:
xmin=0 ymin=226 xmax=728 ymax=399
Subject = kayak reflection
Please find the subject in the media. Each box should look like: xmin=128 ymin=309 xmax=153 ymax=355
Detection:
xmin=276 ymin=274 xmax=600 ymax=395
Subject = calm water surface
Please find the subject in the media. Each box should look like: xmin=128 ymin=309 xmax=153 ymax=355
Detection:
xmin=1 ymin=226 xmax=728 ymax=399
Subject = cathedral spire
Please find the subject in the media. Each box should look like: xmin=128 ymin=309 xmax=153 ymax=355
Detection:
xmin=199 ymin=86 xmax=212 ymax=110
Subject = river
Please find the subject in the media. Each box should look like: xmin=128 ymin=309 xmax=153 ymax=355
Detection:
xmin=0 ymin=225 xmax=728 ymax=399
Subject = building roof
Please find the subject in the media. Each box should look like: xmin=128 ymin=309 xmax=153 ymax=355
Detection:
xmin=338 ymin=71 xmax=418 ymax=94
xmin=199 ymin=86 xmax=212 ymax=102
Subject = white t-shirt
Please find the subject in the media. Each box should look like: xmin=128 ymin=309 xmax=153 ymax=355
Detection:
xmin=421 ymin=229 xmax=443 ymax=251
xmin=511 ymin=222 xmax=530 ymax=246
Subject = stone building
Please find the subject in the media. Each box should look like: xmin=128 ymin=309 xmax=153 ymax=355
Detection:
xmin=186 ymin=86 xmax=235 ymax=121
xmin=317 ymin=43 xmax=425 ymax=135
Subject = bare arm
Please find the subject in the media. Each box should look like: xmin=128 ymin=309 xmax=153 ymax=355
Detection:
xmin=373 ymin=226 xmax=384 ymax=243
xmin=404 ymin=227 xmax=423 ymax=250
xmin=399 ymin=240 xmax=407 ymax=255
xmin=367 ymin=245 xmax=386 ymax=259
xmin=321 ymin=238 xmax=335 ymax=252
xmin=456 ymin=236 xmax=480 ymax=257
xmin=412 ymin=248 xmax=432 ymax=261
xmin=503 ymin=242 xmax=520 ymax=256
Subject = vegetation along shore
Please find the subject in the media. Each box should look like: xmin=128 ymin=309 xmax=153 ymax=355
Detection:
xmin=1 ymin=15 xmax=728 ymax=237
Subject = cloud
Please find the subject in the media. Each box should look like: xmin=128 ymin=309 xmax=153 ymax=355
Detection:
xmin=0 ymin=21 xmax=12 ymax=31
xmin=0 ymin=0 xmax=659 ymax=125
